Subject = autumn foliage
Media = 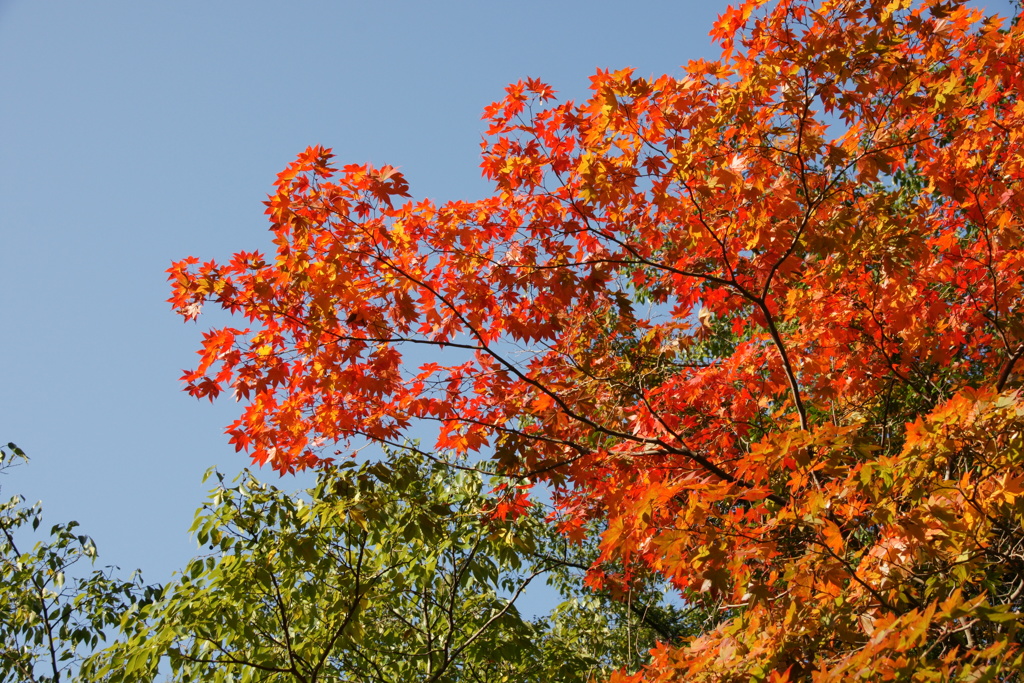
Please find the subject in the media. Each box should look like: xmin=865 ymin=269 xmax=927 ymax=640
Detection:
xmin=170 ymin=0 xmax=1024 ymax=678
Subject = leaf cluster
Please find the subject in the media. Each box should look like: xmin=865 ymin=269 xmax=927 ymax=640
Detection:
xmin=0 ymin=443 xmax=156 ymax=683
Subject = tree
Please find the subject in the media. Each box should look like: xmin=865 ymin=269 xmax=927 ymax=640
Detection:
xmin=169 ymin=0 xmax=1024 ymax=678
xmin=84 ymin=450 xmax=683 ymax=682
xmin=0 ymin=443 xmax=155 ymax=683
xmin=0 ymin=448 xmax=682 ymax=682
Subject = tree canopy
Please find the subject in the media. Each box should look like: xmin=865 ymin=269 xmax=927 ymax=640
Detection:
xmin=169 ymin=0 xmax=1024 ymax=678
xmin=86 ymin=450 xmax=641 ymax=683
xmin=0 ymin=443 xmax=156 ymax=683
xmin=4 ymin=444 xmax=681 ymax=682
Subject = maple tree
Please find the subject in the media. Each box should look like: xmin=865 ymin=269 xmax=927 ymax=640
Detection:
xmin=170 ymin=0 xmax=1024 ymax=678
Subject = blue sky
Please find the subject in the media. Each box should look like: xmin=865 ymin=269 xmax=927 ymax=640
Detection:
xmin=1 ymin=0 xmax=1017 ymax=617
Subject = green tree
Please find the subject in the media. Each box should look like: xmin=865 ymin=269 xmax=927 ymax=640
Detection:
xmin=1 ymin=441 xmax=689 ymax=682
xmin=0 ymin=443 xmax=155 ymax=683
xmin=85 ymin=449 xmax=684 ymax=682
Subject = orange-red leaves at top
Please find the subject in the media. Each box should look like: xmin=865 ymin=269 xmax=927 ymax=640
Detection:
xmin=170 ymin=0 xmax=1024 ymax=678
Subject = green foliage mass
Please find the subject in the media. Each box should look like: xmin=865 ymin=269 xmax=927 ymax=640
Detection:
xmin=0 ymin=443 xmax=157 ymax=683
xmin=2 ymin=443 xmax=695 ymax=682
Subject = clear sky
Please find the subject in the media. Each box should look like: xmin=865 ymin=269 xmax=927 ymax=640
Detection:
xmin=1 ymin=0 xmax=1017 ymax=617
